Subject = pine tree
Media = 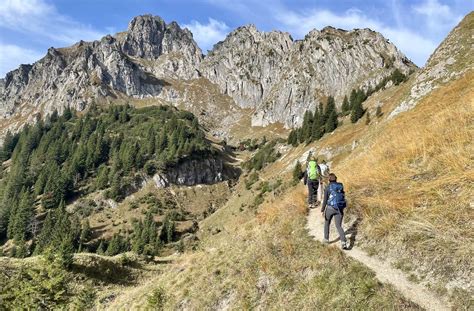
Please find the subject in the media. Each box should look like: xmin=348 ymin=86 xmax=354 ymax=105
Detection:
xmin=301 ymin=111 xmax=313 ymax=142
xmin=0 ymin=131 xmax=19 ymax=162
xmin=324 ymin=96 xmax=335 ymax=120
xmin=78 ymin=220 xmax=91 ymax=252
xmin=391 ymin=68 xmax=406 ymax=85
xmin=95 ymin=164 xmax=109 ymax=190
xmin=34 ymin=211 xmax=54 ymax=254
xmin=8 ymin=190 xmax=33 ymax=242
xmin=292 ymin=161 xmax=302 ymax=182
xmin=287 ymin=130 xmax=298 ymax=147
xmin=325 ymin=109 xmax=338 ymax=133
xmin=351 ymin=100 xmax=365 ymax=123
xmin=319 ymin=102 xmax=327 ymax=125
xmin=63 ymin=106 xmax=73 ymax=121
xmin=311 ymin=108 xmax=323 ymax=141
xmin=14 ymin=238 xmax=29 ymax=258
xmin=58 ymin=238 xmax=74 ymax=269
xmin=97 ymin=240 xmax=105 ymax=255
xmin=108 ymin=172 xmax=122 ymax=201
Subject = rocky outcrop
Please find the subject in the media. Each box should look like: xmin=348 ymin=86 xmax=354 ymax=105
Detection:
xmin=389 ymin=12 xmax=474 ymax=118
xmin=152 ymin=157 xmax=239 ymax=188
xmin=200 ymin=26 xmax=416 ymax=128
xmin=198 ymin=25 xmax=293 ymax=109
xmin=0 ymin=15 xmax=202 ymax=129
xmin=1 ymin=14 xmax=418 ymax=135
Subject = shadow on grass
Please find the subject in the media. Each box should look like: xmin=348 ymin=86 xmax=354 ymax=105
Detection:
xmin=71 ymin=255 xmax=136 ymax=285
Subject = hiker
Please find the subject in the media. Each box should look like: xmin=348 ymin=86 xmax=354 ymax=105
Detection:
xmin=317 ymin=160 xmax=330 ymax=205
xmin=321 ymin=173 xmax=349 ymax=249
xmin=303 ymin=156 xmax=321 ymax=208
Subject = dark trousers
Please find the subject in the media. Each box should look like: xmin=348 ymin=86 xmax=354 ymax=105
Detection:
xmin=307 ymin=179 xmax=318 ymax=205
xmin=324 ymin=206 xmax=346 ymax=242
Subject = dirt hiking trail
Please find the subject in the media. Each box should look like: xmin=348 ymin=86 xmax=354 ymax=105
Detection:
xmin=306 ymin=208 xmax=451 ymax=311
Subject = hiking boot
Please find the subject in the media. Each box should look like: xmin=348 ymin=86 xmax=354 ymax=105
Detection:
xmin=341 ymin=241 xmax=349 ymax=250
xmin=308 ymin=203 xmax=315 ymax=209
xmin=322 ymin=238 xmax=329 ymax=244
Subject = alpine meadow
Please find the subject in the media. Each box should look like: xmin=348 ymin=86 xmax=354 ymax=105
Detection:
xmin=0 ymin=1 xmax=472 ymax=310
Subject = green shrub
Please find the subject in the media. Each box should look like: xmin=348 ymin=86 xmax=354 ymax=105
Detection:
xmin=147 ymin=286 xmax=167 ymax=309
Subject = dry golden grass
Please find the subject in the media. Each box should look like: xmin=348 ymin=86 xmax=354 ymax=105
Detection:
xmin=106 ymin=178 xmax=419 ymax=310
xmin=337 ymin=71 xmax=474 ymax=287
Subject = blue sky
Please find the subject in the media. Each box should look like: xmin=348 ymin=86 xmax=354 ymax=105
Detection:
xmin=0 ymin=0 xmax=472 ymax=77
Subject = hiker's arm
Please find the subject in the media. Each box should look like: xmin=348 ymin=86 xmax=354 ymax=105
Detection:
xmin=303 ymin=171 xmax=307 ymax=185
xmin=321 ymin=187 xmax=329 ymax=212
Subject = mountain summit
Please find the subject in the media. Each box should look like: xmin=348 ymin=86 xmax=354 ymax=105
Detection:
xmin=0 ymin=14 xmax=415 ymax=136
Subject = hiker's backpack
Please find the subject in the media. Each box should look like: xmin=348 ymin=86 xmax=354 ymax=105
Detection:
xmin=319 ymin=163 xmax=329 ymax=178
xmin=328 ymin=182 xmax=347 ymax=209
xmin=307 ymin=161 xmax=320 ymax=181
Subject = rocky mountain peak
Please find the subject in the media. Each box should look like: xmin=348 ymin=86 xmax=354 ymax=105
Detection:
xmin=121 ymin=14 xmax=201 ymax=60
xmin=0 ymin=14 xmax=204 ymax=134
xmin=1 ymin=13 xmax=419 ymax=136
xmin=199 ymin=23 xmax=416 ymax=127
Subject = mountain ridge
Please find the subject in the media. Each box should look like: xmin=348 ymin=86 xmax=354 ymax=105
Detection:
xmin=1 ymin=14 xmax=416 ymax=137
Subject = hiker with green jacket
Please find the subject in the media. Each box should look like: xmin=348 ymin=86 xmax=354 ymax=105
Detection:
xmin=321 ymin=173 xmax=349 ymax=250
xmin=303 ymin=156 xmax=321 ymax=208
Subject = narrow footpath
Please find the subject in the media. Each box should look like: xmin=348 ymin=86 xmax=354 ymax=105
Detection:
xmin=306 ymin=208 xmax=451 ymax=311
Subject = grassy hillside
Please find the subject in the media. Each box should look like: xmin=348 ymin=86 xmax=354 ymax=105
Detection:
xmin=1 ymin=12 xmax=471 ymax=311
xmin=106 ymin=180 xmax=418 ymax=309
xmin=338 ymin=71 xmax=473 ymax=302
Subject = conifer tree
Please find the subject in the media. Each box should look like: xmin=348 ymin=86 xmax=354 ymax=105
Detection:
xmin=292 ymin=161 xmax=302 ymax=182
xmin=301 ymin=111 xmax=313 ymax=142
xmin=311 ymin=108 xmax=323 ymax=141
xmin=8 ymin=189 xmax=33 ymax=242
xmin=97 ymin=240 xmax=105 ymax=255
xmin=325 ymin=110 xmax=338 ymax=133
xmin=351 ymin=100 xmax=365 ymax=123
xmin=14 ymin=238 xmax=29 ymax=258
xmin=287 ymin=130 xmax=298 ymax=146
xmin=95 ymin=164 xmax=109 ymax=190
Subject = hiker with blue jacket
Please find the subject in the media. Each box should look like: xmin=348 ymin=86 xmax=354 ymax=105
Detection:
xmin=303 ymin=156 xmax=321 ymax=209
xmin=321 ymin=173 xmax=349 ymax=250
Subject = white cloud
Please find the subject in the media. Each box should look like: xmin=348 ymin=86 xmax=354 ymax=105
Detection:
xmin=412 ymin=0 xmax=462 ymax=33
xmin=0 ymin=0 xmax=104 ymax=44
xmin=274 ymin=8 xmax=437 ymax=66
xmin=184 ymin=18 xmax=230 ymax=53
xmin=0 ymin=43 xmax=43 ymax=77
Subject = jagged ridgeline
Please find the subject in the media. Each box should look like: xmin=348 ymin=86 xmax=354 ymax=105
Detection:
xmin=0 ymin=105 xmax=213 ymax=255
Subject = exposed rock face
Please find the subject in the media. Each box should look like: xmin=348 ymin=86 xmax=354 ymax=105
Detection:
xmin=198 ymin=25 xmax=293 ymax=109
xmin=0 ymin=15 xmax=202 ymax=128
xmin=1 ymin=14 xmax=418 ymax=135
xmin=389 ymin=12 xmax=474 ymax=118
xmin=151 ymin=158 xmax=238 ymax=188
xmin=200 ymin=26 xmax=415 ymax=127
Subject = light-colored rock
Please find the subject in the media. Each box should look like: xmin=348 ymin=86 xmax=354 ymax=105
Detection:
xmin=200 ymin=26 xmax=416 ymax=128
xmin=0 ymin=15 xmax=202 ymax=133
xmin=1 ymin=14 xmax=419 ymax=136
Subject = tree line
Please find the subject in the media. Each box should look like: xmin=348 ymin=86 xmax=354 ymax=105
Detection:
xmin=287 ymin=68 xmax=408 ymax=146
xmin=0 ymin=104 xmax=212 ymax=258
